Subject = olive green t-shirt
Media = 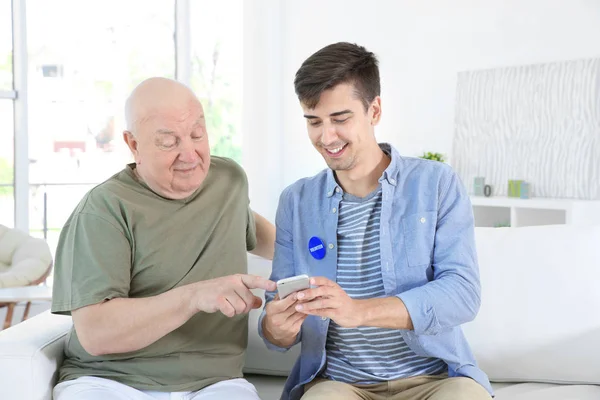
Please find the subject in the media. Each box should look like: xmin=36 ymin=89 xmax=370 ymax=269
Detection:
xmin=51 ymin=156 xmax=257 ymax=392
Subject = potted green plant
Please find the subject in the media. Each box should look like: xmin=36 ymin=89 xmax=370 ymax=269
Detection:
xmin=420 ymin=152 xmax=446 ymax=162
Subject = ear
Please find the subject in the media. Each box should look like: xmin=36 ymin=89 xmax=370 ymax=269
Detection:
xmin=370 ymin=96 xmax=382 ymax=126
xmin=123 ymin=131 xmax=141 ymax=164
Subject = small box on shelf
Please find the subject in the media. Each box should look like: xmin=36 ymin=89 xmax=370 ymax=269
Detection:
xmin=473 ymin=177 xmax=485 ymax=196
xmin=473 ymin=177 xmax=493 ymax=197
xmin=520 ymin=182 xmax=531 ymax=199
xmin=508 ymin=180 xmax=524 ymax=198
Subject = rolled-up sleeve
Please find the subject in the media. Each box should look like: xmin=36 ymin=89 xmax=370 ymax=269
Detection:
xmin=398 ymin=170 xmax=481 ymax=335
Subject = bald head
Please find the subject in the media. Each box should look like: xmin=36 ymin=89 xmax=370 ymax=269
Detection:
xmin=124 ymin=77 xmax=202 ymax=134
xmin=122 ymin=77 xmax=210 ymax=200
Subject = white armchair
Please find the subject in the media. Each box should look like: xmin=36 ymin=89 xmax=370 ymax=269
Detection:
xmin=0 ymin=224 xmax=53 ymax=329
xmin=0 ymin=225 xmax=53 ymax=289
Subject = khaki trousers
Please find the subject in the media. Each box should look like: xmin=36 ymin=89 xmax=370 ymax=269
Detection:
xmin=302 ymin=375 xmax=491 ymax=400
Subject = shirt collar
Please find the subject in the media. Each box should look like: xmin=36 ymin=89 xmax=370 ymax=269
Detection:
xmin=378 ymin=143 xmax=400 ymax=187
xmin=325 ymin=143 xmax=401 ymax=197
xmin=325 ymin=168 xmax=342 ymax=197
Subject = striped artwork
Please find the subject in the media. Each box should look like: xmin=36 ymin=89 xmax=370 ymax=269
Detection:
xmin=453 ymin=58 xmax=600 ymax=200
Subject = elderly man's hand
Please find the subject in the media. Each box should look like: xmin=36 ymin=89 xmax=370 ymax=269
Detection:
xmin=194 ymin=274 xmax=276 ymax=317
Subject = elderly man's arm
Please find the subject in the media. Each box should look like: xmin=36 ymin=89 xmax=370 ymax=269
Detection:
xmin=72 ymin=274 xmax=275 ymax=356
xmin=53 ymin=208 xmax=276 ymax=357
xmin=249 ymin=211 xmax=275 ymax=260
xmin=73 ymin=284 xmax=197 ymax=356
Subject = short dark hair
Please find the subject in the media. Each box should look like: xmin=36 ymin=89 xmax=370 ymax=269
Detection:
xmin=294 ymin=42 xmax=380 ymax=111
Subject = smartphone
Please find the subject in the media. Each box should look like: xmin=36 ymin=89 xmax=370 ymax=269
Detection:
xmin=277 ymin=274 xmax=310 ymax=299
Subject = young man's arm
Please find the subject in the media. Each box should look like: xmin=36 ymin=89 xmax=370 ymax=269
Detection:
xmin=259 ymin=188 xmax=306 ymax=350
xmin=396 ymin=169 xmax=481 ymax=335
xmin=294 ymin=277 xmax=413 ymax=329
xmin=249 ymin=211 xmax=276 ymax=260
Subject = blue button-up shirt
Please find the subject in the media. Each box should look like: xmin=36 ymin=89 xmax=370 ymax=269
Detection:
xmin=258 ymin=143 xmax=492 ymax=400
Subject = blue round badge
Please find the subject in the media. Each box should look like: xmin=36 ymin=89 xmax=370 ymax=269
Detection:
xmin=308 ymin=236 xmax=326 ymax=260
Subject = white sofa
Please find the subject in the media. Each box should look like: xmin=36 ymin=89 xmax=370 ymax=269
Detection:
xmin=1 ymin=225 xmax=599 ymax=399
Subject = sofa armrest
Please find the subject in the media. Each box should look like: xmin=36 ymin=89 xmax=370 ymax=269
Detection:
xmin=0 ymin=311 xmax=72 ymax=400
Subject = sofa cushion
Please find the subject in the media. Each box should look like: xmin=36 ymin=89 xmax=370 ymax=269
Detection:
xmin=464 ymin=225 xmax=600 ymax=385
xmin=493 ymin=382 xmax=600 ymax=400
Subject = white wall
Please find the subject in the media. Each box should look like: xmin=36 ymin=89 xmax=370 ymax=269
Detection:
xmin=243 ymin=0 xmax=284 ymax=221
xmin=244 ymin=0 xmax=600 ymax=217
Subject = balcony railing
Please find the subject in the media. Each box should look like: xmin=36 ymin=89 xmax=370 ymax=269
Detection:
xmin=0 ymin=182 xmax=97 ymax=243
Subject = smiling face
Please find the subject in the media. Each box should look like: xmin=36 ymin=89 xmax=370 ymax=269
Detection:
xmin=302 ymin=82 xmax=381 ymax=172
xmin=123 ymin=78 xmax=211 ymax=200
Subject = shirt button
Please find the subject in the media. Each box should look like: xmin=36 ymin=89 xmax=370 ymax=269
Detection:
xmin=390 ymin=178 xmax=396 ymax=185
xmin=420 ymin=217 xmax=426 ymax=223
xmin=332 ymin=207 xmax=337 ymax=213
xmin=328 ymin=243 xmax=334 ymax=249
xmin=321 ymin=316 xmax=327 ymax=321
xmin=335 ymin=187 xmax=341 ymax=193
xmin=327 ymin=191 xmax=332 ymax=196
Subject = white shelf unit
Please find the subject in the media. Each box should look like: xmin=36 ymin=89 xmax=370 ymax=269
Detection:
xmin=469 ymin=196 xmax=600 ymax=227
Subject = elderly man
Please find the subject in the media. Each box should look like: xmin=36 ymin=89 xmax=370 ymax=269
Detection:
xmin=51 ymin=77 xmax=276 ymax=400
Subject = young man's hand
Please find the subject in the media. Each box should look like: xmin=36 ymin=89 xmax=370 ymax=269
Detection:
xmin=263 ymin=293 xmax=308 ymax=348
xmin=294 ymin=277 xmax=363 ymax=328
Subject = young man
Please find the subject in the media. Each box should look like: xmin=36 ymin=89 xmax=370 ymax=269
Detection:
xmin=260 ymin=43 xmax=492 ymax=400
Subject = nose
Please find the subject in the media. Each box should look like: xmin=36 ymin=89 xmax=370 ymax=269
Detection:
xmin=320 ymin=123 xmax=339 ymax=146
xmin=178 ymin=138 xmax=199 ymax=163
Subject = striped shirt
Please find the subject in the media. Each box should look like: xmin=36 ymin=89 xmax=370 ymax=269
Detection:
xmin=322 ymin=187 xmax=447 ymax=383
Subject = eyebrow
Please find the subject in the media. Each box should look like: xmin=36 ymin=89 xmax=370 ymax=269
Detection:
xmin=192 ymin=115 xmax=206 ymax=126
xmin=154 ymin=115 xmax=206 ymax=135
xmin=155 ymin=129 xmax=175 ymax=135
xmin=303 ymin=110 xmax=353 ymax=119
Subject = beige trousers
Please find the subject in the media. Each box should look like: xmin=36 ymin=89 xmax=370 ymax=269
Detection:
xmin=302 ymin=375 xmax=491 ymax=400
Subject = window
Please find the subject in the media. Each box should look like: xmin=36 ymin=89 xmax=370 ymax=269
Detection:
xmin=0 ymin=1 xmax=14 ymax=227
xmin=0 ymin=0 xmax=12 ymax=90
xmin=26 ymin=0 xmax=175 ymax=246
xmin=190 ymin=0 xmax=243 ymax=163
xmin=0 ymin=101 xmax=14 ymax=228
xmin=5 ymin=0 xmax=247 ymax=242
